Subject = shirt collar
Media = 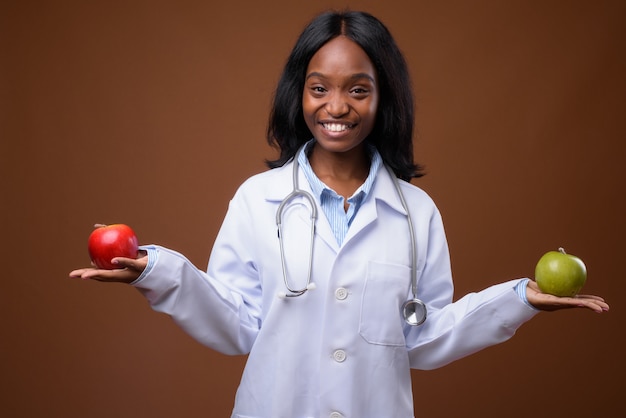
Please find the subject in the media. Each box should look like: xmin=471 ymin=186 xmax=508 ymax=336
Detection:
xmin=297 ymin=139 xmax=383 ymax=202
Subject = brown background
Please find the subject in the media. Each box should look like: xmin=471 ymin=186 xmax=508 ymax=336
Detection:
xmin=1 ymin=0 xmax=624 ymax=417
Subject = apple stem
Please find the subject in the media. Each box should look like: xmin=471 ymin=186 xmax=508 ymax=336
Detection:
xmin=558 ymin=247 xmax=566 ymax=254
xmin=93 ymin=223 xmax=107 ymax=228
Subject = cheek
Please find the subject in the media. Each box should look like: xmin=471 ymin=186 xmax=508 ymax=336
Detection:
xmin=301 ymin=97 xmax=311 ymax=116
xmin=363 ymin=100 xmax=379 ymax=127
xmin=370 ymin=101 xmax=379 ymax=117
xmin=301 ymin=97 xmax=317 ymax=127
xmin=370 ymin=93 xmax=380 ymax=114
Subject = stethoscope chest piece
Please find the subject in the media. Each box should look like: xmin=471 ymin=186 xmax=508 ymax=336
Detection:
xmin=402 ymin=298 xmax=427 ymax=326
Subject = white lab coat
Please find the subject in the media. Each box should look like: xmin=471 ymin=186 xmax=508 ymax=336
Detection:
xmin=132 ymin=160 xmax=538 ymax=418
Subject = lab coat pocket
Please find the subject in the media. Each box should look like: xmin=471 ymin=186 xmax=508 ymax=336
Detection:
xmin=359 ymin=261 xmax=410 ymax=346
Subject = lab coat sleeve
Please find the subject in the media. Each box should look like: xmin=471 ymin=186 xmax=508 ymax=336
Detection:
xmin=130 ymin=191 xmax=262 ymax=356
xmin=405 ymin=208 xmax=539 ymax=370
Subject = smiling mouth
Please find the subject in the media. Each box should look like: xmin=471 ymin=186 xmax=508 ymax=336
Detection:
xmin=322 ymin=122 xmax=355 ymax=132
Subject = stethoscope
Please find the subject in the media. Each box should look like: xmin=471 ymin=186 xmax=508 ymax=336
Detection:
xmin=275 ymin=145 xmax=427 ymax=326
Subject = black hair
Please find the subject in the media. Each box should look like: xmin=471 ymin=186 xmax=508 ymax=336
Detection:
xmin=266 ymin=10 xmax=423 ymax=181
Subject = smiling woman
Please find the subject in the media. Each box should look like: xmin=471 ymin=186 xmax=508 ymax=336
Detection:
xmin=66 ymin=9 xmax=609 ymax=418
xmin=1 ymin=0 xmax=621 ymax=415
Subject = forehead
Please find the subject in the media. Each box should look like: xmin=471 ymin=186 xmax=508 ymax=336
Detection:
xmin=306 ymin=36 xmax=376 ymax=79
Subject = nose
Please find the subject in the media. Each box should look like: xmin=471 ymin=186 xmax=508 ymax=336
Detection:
xmin=325 ymin=92 xmax=349 ymax=117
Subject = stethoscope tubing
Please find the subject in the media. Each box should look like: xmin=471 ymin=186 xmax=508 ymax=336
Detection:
xmin=275 ymin=150 xmax=317 ymax=297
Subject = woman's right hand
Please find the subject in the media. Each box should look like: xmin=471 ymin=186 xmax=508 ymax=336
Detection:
xmin=69 ymin=251 xmax=148 ymax=284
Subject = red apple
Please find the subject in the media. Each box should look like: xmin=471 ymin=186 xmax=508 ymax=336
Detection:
xmin=88 ymin=223 xmax=139 ymax=270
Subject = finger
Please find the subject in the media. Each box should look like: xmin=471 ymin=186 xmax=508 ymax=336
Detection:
xmin=574 ymin=294 xmax=606 ymax=303
xmin=69 ymin=266 xmax=124 ymax=280
xmin=80 ymin=267 xmax=139 ymax=284
xmin=111 ymin=256 xmax=148 ymax=272
xmin=580 ymin=299 xmax=610 ymax=312
xmin=69 ymin=268 xmax=95 ymax=278
xmin=571 ymin=294 xmax=609 ymax=312
xmin=553 ymin=296 xmax=609 ymax=313
xmin=576 ymin=299 xmax=608 ymax=313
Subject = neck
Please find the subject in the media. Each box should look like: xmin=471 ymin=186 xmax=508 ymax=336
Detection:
xmin=308 ymin=143 xmax=370 ymax=199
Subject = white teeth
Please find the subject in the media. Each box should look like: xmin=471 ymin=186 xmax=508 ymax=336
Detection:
xmin=323 ymin=123 xmax=351 ymax=132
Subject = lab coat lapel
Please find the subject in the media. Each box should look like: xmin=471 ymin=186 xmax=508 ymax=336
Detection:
xmin=342 ymin=164 xmax=406 ymax=247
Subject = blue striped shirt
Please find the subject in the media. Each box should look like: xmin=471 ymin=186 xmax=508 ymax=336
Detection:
xmin=298 ymin=141 xmax=382 ymax=246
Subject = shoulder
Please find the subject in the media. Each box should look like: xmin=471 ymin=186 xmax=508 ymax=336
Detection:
xmin=398 ymin=180 xmax=442 ymax=225
xmin=233 ymin=162 xmax=292 ymax=201
xmin=398 ymin=179 xmax=437 ymax=208
xmin=372 ymin=164 xmax=439 ymax=213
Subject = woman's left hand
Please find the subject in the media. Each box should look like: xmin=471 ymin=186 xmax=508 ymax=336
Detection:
xmin=526 ymin=280 xmax=609 ymax=313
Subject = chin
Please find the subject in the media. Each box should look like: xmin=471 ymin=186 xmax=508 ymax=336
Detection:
xmin=313 ymin=134 xmax=367 ymax=153
xmin=316 ymin=140 xmax=363 ymax=154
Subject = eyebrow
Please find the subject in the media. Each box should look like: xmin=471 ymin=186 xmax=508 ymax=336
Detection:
xmin=305 ymin=71 xmax=376 ymax=84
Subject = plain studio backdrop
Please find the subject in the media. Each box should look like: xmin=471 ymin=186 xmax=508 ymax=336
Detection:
xmin=1 ymin=1 xmax=624 ymax=417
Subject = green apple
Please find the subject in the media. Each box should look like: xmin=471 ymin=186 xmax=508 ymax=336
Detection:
xmin=535 ymin=247 xmax=587 ymax=297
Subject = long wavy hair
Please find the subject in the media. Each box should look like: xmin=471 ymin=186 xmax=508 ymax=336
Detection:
xmin=266 ymin=10 xmax=423 ymax=181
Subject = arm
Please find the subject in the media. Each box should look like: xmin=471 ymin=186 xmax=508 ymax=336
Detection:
xmin=70 ymin=243 xmax=261 ymax=355
xmin=130 ymin=244 xmax=261 ymax=355
xmin=69 ymin=189 xmax=264 ymax=355
xmin=404 ymin=209 xmax=609 ymax=370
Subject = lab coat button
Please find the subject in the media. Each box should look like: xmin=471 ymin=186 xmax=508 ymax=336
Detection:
xmin=330 ymin=412 xmax=343 ymax=418
xmin=333 ymin=349 xmax=346 ymax=363
xmin=335 ymin=287 xmax=348 ymax=300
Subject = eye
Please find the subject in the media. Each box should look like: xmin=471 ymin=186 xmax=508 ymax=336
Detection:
xmin=307 ymin=85 xmax=327 ymax=98
xmin=350 ymin=87 xmax=370 ymax=98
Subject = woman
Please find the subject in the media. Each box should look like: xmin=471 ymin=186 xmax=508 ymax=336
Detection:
xmin=71 ymin=11 xmax=608 ymax=418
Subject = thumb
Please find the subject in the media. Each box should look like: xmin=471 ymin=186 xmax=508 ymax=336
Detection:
xmin=111 ymin=252 xmax=148 ymax=272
